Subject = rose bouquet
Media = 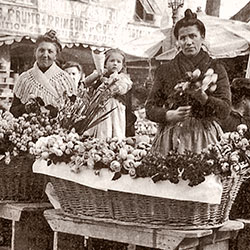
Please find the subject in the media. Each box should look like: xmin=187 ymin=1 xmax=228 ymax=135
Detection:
xmin=135 ymin=120 xmax=158 ymax=137
xmin=0 ymin=109 xmax=57 ymax=201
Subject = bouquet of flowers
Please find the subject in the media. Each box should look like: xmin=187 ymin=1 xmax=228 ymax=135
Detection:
xmin=135 ymin=120 xmax=158 ymax=137
xmin=168 ymin=68 xmax=218 ymax=113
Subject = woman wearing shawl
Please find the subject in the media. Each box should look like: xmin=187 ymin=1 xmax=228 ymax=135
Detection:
xmin=146 ymin=9 xmax=231 ymax=154
xmin=10 ymin=30 xmax=76 ymax=117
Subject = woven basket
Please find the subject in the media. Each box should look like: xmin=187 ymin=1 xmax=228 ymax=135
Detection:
xmin=49 ymin=176 xmax=113 ymax=218
xmin=110 ymin=175 xmax=244 ymax=227
xmin=0 ymin=153 xmax=48 ymax=202
xmin=49 ymin=174 xmax=246 ymax=228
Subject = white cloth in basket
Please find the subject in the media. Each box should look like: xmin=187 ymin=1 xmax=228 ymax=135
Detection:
xmin=33 ymin=159 xmax=223 ymax=204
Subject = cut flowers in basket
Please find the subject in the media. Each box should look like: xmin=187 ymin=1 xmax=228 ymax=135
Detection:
xmin=0 ymin=108 xmax=62 ymax=164
xmin=32 ymin=133 xmax=152 ymax=180
xmin=0 ymin=75 xmax=119 ymax=164
xmin=32 ymin=124 xmax=250 ymax=186
xmin=136 ymin=124 xmax=250 ymax=186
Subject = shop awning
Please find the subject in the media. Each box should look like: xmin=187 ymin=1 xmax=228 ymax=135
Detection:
xmin=0 ymin=35 xmax=107 ymax=51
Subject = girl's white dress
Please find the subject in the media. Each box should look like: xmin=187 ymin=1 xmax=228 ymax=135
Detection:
xmin=91 ymin=73 xmax=133 ymax=139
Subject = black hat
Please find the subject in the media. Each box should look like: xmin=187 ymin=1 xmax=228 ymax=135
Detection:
xmin=36 ymin=30 xmax=62 ymax=52
xmin=231 ymin=78 xmax=250 ymax=90
xmin=231 ymin=78 xmax=250 ymax=105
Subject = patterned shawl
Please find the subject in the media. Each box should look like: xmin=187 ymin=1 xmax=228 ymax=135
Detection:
xmin=14 ymin=62 xmax=77 ymax=108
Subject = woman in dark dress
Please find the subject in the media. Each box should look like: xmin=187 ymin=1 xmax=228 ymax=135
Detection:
xmin=145 ymin=9 xmax=231 ymax=154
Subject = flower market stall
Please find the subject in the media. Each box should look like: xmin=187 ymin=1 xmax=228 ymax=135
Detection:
xmin=1 ymin=64 xmax=250 ymax=231
xmin=0 ymin=63 xmax=249 ymax=250
xmin=31 ymin=123 xmax=250 ymax=228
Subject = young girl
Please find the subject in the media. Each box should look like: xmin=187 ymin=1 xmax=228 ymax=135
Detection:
xmin=91 ymin=49 xmax=133 ymax=139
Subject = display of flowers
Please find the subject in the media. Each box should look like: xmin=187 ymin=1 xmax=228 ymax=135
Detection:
xmin=32 ymin=123 xmax=250 ymax=187
xmin=0 ymin=109 xmax=63 ymax=163
xmin=32 ymin=132 xmax=152 ymax=180
xmin=135 ymin=120 xmax=158 ymax=137
xmin=0 ymin=78 xmax=118 ymax=165
xmin=29 ymin=129 xmax=82 ymax=164
xmin=57 ymin=83 xmax=115 ymax=135
xmin=137 ymin=124 xmax=250 ymax=186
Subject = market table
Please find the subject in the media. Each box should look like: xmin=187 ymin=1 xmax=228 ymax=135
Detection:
xmin=44 ymin=209 xmax=244 ymax=250
xmin=0 ymin=202 xmax=53 ymax=250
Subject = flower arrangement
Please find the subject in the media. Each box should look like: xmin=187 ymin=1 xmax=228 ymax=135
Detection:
xmin=57 ymin=82 xmax=116 ymax=135
xmin=134 ymin=120 xmax=158 ymax=137
xmin=0 ymin=108 xmax=62 ymax=163
xmin=0 ymin=75 xmax=119 ymax=164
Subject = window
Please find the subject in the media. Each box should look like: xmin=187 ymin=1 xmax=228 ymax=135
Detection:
xmin=135 ymin=0 xmax=155 ymax=23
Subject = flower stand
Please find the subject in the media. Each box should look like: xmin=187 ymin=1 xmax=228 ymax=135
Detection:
xmin=44 ymin=208 xmax=244 ymax=250
xmin=0 ymin=202 xmax=53 ymax=250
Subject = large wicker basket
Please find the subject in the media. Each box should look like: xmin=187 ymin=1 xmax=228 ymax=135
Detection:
xmin=0 ymin=153 xmax=48 ymax=202
xmin=49 ymin=174 xmax=246 ymax=228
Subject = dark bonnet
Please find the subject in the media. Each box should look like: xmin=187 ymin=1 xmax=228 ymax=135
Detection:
xmin=231 ymin=78 xmax=250 ymax=104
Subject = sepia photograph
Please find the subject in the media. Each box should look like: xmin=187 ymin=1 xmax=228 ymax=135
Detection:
xmin=0 ymin=0 xmax=249 ymax=249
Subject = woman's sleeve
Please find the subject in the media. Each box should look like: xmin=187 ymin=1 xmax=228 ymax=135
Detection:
xmin=204 ymin=62 xmax=231 ymax=119
xmin=9 ymin=95 xmax=26 ymax=118
xmin=145 ymin=65 xmax=169 ymax=123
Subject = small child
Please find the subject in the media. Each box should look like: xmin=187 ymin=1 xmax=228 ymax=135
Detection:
xmin=91 ymin=49 xmax=133 ymax=139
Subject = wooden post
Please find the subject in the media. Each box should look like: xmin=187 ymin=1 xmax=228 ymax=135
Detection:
xmin=0 ymin=203 xmax=53 ymax=250
xmin=53 ymin=232 xmax=85 ymax=250
xmin=205 ymin=0 xmax=221 ymax=17
xmin=0 ymin=45 xmax=11 ymax=74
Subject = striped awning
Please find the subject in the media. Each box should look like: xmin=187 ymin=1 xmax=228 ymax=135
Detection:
xmin=0 ymin=35 xmax=106 ymax=51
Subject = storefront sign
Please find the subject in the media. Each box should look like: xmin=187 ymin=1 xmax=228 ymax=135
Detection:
xmin=1 ymin=0 xmax=37 ymax=7
xmin=0 ymin=0 xmax=157 ymax=47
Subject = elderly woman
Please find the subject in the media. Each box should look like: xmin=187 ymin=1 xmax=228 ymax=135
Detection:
xmin=146 ymin=9 xmax=231 ymax=154
xmin=10 ymin=30 xmax=76 ymax=117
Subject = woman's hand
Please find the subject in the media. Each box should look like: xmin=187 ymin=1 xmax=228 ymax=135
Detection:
xmin=188 ymin=88 xmax=208 ymax=105
xmin=166 ymin=106 xmax=191 ymax=123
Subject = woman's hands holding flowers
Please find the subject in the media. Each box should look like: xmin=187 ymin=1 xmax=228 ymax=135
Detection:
xmin=166 ymin=106 xmax=192 ymax=123
xmin=185 ymin=68 xmax=218 ymax=105
xmin=173 ymin=68 xmax=218 ymax=106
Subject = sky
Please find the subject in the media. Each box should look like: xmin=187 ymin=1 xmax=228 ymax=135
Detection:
xmin=215 ymin=0 xmax=248 ymax=18
xmin=157 ymin=0 xmax=249 ymax=19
